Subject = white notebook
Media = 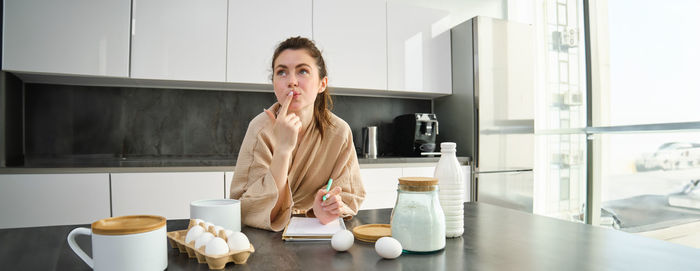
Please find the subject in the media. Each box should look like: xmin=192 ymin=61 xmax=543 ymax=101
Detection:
xmin=282 ymin=217 xmax=346 ymax=241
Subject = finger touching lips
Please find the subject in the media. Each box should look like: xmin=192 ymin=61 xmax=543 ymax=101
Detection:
xmin=278 ymin=91 xmax=293 ymax=116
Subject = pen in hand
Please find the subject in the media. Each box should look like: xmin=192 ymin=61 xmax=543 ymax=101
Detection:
xmin=322 ymin=178 xmax=333 ymax=201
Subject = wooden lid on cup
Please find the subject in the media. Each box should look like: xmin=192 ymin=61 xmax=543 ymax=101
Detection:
xmin=92 ymin=215 xmax=166 ymax=235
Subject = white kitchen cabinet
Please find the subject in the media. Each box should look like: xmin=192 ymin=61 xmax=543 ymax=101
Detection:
xmin=2 ymin=0 xmax=130 ymax=77
xmin=130 ymin=0 xmax=227 ymax=82
xmin=225 ymin=171 xmax=234 ymax=199
xmin=312 ymin=0 xmax=387 ymax=90
xmin=462 ymin=165 xmax=472 ymax=202
xmin=402 ymin=166 xmax=436 ymax=177
xmin=111 ymin=172 xmax=224 ymax=219
xmin=387 ymin=1 xmax=451 ymax=94
xmin=402 ymin=165 xmax=471 ymax=202
xmin=358 ymin=168 xmax=401 ymax=210
xmin=0 ymin=174 xmax=110 ymax=229
xmin=227 ymin=0 xmax=312 ymax=84
xmin=359 ymin=165 xmax=471 ymax=210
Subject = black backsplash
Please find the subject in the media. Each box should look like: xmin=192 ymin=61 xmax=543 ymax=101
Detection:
xmin=24 ymin=83 xmax=431 ymax=162
xmin=1 ymin=72 xmax=23 ymax=166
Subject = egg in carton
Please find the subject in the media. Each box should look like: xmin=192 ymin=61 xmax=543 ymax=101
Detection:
xmin=167 ymin=219 xmax=255 ymax=270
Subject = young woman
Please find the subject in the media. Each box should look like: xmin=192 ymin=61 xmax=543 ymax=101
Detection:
xmin=230 ymin=37 xmax=365 ymax=231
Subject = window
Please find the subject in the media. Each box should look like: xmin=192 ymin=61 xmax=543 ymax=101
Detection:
xmin=587 ymin=0 xmax=700 ymax=248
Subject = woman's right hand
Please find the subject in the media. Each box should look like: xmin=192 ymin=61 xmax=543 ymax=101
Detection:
xmin=265 ymin=91 xmax=301 ymax=154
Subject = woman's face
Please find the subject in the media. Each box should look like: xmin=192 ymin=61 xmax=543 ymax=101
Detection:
xmin=272 ymin=49 xmax=327 ymax=113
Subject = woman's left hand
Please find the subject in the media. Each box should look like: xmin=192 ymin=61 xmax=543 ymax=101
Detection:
xmin=312 ymin=187 xmax=344 ymax=224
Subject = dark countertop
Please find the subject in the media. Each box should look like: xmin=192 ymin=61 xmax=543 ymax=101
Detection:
xmin=0 ymin=156 xmax=470 ymax=174
xmin=1 ymin=203 xmax=699 ymax=271
xmin=20 ymin=155 xmax=238 ymax=168
xmin=358 ymin=156 xmax=470 ymax=165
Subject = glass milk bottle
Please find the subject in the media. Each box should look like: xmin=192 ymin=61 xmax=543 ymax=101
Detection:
xmin=434 ymin=142 xmax=465 ymax=237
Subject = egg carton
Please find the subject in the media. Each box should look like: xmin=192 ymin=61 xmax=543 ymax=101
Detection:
xmin=167 ymin=219 xmax=255 ymax=270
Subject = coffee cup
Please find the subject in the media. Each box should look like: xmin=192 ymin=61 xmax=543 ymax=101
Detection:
xmin=190 ymin=199 xmax=241 ymax=232
xmin=67 ymin=215 xmax=167 ymax=271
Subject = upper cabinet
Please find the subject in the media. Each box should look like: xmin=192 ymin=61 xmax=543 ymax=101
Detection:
xmin=227 ymin=0 xmax=312 ymax=84
xmin=312 ymin=0 xmax=387 ymax=90
xmin=2 ymin=0 xmax=130 ymax=77
xmin=387 ymin=1 xmax=452 ymax=95
xmin=2 ymin=0 xmax=454 ymax=97
xmin=131 ymin=0 xmax=227 ymax=82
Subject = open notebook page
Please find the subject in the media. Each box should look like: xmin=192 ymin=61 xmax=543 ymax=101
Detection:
xmin=284 ymin=217 xmax=346 ymax=236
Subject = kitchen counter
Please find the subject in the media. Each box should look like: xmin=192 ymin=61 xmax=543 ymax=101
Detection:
xmin=357 ymin=156 xmax=470 ymax=168
xmin=1 ymin=202 xmax=699 ymax=270
xmin=0 ymin=156 xmax=470 ymax=174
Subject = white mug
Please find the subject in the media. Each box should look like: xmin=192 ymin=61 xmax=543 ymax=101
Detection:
xmin=67 ymin=215 xmax=167 ymax=271
xmin=190 ymin=199 xmax=241 ymax=232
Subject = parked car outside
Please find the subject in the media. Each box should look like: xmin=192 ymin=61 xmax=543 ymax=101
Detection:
xmin=635 ymin=142 xmax=700 ymax=171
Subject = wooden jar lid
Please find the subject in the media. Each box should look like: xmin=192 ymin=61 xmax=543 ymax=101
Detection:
xmin=398 ymin=177 xmax=439 ymax=191
xmin=352 ymin=224 xmax=391 ymax=243
xmin=398 ymin=177 xmax=438 ymax=186
xmin=92 ymin=215 xmax=166 ymax=235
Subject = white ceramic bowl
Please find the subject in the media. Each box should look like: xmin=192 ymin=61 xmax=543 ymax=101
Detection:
xmin=190 ymin=199 xmax=241 ymax=232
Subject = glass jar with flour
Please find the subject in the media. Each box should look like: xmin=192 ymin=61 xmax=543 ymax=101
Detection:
xmin=390 ymin=177 xmax=445 ymax=253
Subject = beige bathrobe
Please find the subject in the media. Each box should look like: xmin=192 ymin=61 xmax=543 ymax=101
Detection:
xmin=230 ymin=103 xmax=365 ymax=231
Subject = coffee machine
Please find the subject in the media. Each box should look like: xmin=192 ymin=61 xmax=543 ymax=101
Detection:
xmin=393 ymin=113 xmax=439 ymax=156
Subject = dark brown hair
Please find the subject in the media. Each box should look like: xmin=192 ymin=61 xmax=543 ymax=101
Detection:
xmin=271 ymin=36 xmax=333 ymax=137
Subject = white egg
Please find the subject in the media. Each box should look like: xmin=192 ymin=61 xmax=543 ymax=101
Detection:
xmin=227 ymin=232 xmax=250 ymax=251
xmin=185 ymin=225 xmax=205 ymax=244
xmin=331 ymin=230 xmax=354 ymax=252
xmin=194 ymin=232 xmax=214 ymax=250
xmin=213 ymin=225 xmax=224 ymax=236
xmin=223 ymin=229 xmax=233 ymax=238
xmin=375 ymin=237 xmax=402 ymax=259
xmin=204 ymin=237 xmax=230 ymax=256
